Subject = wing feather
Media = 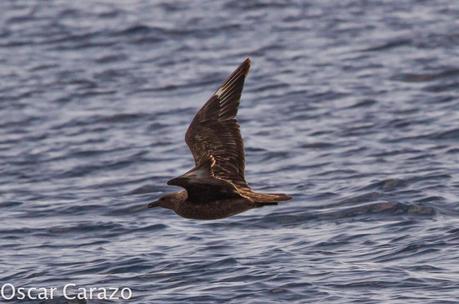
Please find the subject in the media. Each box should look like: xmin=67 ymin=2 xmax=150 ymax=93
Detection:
xmin=185 ymin=58 xmax=251 ymax=191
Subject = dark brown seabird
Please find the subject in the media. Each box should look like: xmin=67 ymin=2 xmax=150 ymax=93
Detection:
xmin=148 ymin=58 xmax=291 ymax=219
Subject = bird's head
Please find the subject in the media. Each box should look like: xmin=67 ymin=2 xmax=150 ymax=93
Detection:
xmin=148 ymin=192 xmax=180 ymax=210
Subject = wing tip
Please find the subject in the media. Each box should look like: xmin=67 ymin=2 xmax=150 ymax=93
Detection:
xmin=241 ymin=57 xmax=251 ymax=74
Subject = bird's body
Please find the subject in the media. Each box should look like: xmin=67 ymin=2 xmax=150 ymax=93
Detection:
xmin=170 ymin=195 xmax=254 ymax=220
xmin=149 ymin=58 xmax=291 ymax=219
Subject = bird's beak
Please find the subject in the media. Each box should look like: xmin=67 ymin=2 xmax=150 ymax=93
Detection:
xmin=148 ymin=201 xmax=160 ymax=208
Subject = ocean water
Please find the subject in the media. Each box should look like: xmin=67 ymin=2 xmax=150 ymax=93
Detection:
xmin=1 ymin=0 xmax=459 ymax=303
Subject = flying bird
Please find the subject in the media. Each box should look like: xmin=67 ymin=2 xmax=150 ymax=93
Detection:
xmin=148 ymin=58 xmax=291 ymax=219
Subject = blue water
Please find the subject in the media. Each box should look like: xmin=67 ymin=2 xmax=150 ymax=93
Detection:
xmin=1 ymin=0 xmax=459 ymax=303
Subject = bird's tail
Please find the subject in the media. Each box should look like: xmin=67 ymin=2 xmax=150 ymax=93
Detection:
xmin=246 ymin=192 xmax=292 ymax=205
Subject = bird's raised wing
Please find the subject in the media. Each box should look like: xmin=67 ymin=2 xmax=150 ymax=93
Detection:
xmin=184 ymin=58 xmax=251 ymax=191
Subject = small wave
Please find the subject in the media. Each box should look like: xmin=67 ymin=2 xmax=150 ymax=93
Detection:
xmin=393 ymin=68 xmax=459 ymax=83
xmin=346 ymin=98 xmax=377 ymax=108
xmin=0 ymin=201 xmax=23 ymax=208
xmin=361 ymin=38 xmax=412 ymax=52
xmin=359 ymin=178 xmax=408 ymax=192
xmin=326 ymin=201 xmax=436 ymax=219
xmin=427 ymin=128 xmax=459 ymax=140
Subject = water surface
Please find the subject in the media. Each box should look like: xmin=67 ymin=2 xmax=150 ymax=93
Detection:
xmin=1 ymin=0 xmax=459 ymax=303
